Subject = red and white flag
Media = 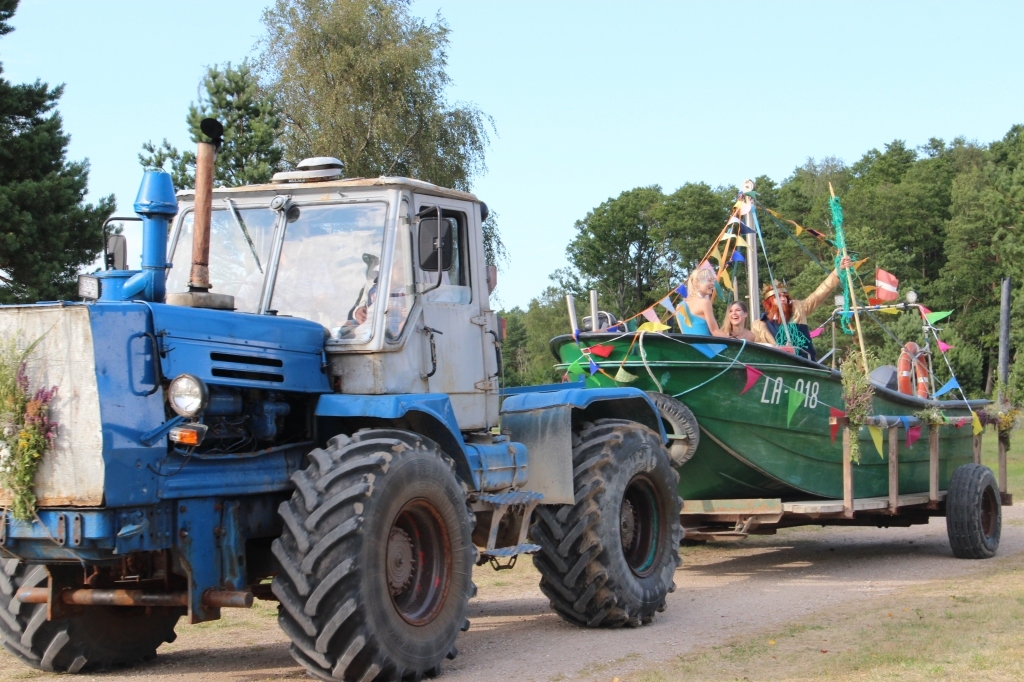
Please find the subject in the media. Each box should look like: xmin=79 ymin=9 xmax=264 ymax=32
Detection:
xmin=875 ymin=268 xmax=899 ymax=301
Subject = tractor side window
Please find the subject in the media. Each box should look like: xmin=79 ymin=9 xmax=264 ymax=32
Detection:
xmin=386 ymin=206 xmax=415 ymax=342
xmin=418 ymin=209 xmax=471 ymax=304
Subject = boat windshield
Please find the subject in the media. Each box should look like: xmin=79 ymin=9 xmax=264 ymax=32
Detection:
xmin=167 ymin=202 xmax=388 ymax=343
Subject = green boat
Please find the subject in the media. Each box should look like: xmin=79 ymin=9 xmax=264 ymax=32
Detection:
xmin=552 ymin=330 xmax=985 ymax=503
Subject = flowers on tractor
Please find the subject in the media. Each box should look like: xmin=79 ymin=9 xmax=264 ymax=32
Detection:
xmin=0 ymin=336 xmax=57 ymax=521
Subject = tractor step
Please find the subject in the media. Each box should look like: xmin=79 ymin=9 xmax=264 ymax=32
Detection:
xmin=476 ymin=490 xmax=544 ymax=506
xmin=480 ymin=543 xmax=541 ymax=558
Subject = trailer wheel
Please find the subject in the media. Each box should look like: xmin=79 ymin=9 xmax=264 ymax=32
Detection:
xmin=273 ymin=429 xmax=474 ymax=681
xmin=530 ymin=419 xmax=682 ymax=627
xmin=0 ymin=559 xmax=181 ymax=673
xmin=946 ymin=463 xmax=1001 ymax=559
xmin=646 ymin=392 xmax=700 ymax=466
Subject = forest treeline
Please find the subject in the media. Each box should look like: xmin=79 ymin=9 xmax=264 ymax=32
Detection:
xmin=500 ymin=128 xmax=1024 ymax=400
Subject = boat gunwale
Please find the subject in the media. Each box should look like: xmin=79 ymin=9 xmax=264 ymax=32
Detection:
xmin=551 ymin=332 xmax=989 ymax=412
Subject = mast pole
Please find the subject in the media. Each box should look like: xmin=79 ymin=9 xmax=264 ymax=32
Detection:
xmin=829 ymin=182 xmax=870 ymax=376
xmin=743 ymin=179 xmax=760 ymax=320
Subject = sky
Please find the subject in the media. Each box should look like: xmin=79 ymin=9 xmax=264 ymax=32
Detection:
xmin=4 ymin=1 xmax=1024 ymax=308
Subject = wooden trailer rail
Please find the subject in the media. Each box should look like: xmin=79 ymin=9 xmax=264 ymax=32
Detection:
xmin=830 ymin=414 xmax=1012 ymax=520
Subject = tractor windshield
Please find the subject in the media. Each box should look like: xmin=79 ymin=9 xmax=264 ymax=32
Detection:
xmin=167 ymin=201 xmax=388 ymax=343
xmin=269 ymin=202 xmax=388 ymax=343
xmin=167 ymin=206 xmax=277 ymax=313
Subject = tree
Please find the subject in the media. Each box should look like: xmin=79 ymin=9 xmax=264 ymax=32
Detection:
xmin=0 ymin=0 xmax=113 ymax=302
xmin=556 ymin=186 xmax=668 ymax=320
xmin=257 ymin=0 xmax=492 ymax=192
xmin=140 ymin=61 xmax=283 ymax=188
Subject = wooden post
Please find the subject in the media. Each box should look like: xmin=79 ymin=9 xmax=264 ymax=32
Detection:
xmin=995 ymin=430 xmax=1011 ymax=503
xmin=843 ymin=426 xmax=854 ymax=518
xmin=888 ymin=426 xmax=899 ymax=513
xmin=972 ymin=433 xmax=982 ymax=465
xmin=928 ymin=425 xmax=940 ymax=508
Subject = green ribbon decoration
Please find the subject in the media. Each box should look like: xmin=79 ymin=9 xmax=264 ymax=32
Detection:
xmin=829 ymin=194 xmax=855 ymax=336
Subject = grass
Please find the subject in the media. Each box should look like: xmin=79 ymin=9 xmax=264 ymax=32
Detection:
xmin=979 ymin=428 xmax=1024 ymax=497
xmin=624 ymin=556 xmax=1024 ymax=682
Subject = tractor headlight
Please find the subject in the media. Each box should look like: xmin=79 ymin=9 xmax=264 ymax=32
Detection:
xmin=167 ymin=374 xmax=208 ymax=417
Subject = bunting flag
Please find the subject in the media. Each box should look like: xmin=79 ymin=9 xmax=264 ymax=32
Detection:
xmin=937 ymin=340 xmax=953 ymax=353
xmin=567 ymin=357 xmax=585 ymax=376
xmin=787 ymin=388 xmax=805 ymax=427
xmin=614 ymin=367 xmax=638 ymax=383
xmin=641 ymin=308 xmax=660 ymax=323
xmin=741 ymin=366 xmax=763 ymax=394
xmin=658 ymin=296 xmax=676 ymax=315
xmin=731 ymin=249 xmax=745 ymax=263
xmin=738 ymin=223 xmax=755 ymax=235
xmin=727 ymin=215 xmax=741 ymax=225
xmin=925 ymin=310 xmax=952 ymax=324
xmin=606 ymin=325 xmax=620 ymax=332
xmin=934 ymin=377 xmax=960 ymax=398
xmin=906 ymin=425 xmax=922 ymax=449
xmin=675 ymin=284 xmax=688 ymax=297
xmin=637 ymin=321 xmax=670 ymax=332
xmin=830 ymin=407 xmax=846 ymax=443
xmin=719 ymin=267 xmax=733 ymax=293
xmin=918 ymin=305 xmax=932 ymax=316
xmin=869 ymin=425 xmax=885 ymax=457
xmin=710 ymin=245 xmax=724 ymax=265
xmin=794 ymin=223 xmax=804 ymax=235
xmin=875 ymin=268 xmax=899 ymax=301
xmin=809 ymin=326 xmax=824 ymax=338
xmin=862 ymin=285 xmax=876 ymax=293
xmin=573 ymin=329 xmax=580 ymax=343
xmin=587 ymin=344 xmax=614 ymax=358
xmin=692 ymin=342 xmax=728 ymax=359
xmin=588 ymin=359 xmax=599 ymax=375
xmin=714 ymin=281 xmax=727 ymax=300
xmin=878 ymin=307 xmax=900 ymax=315
xmin=868 ymin=297 xmax=884 ymax=306
xmin=972 ymin=412 xmax=983 ymax=436
xmin=899 ymin=416 xmax=910 ymax=432
xmin=854 ymin=257 xmax=870 ymax=271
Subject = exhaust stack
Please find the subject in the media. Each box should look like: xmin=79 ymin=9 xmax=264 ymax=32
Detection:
xmin=166 ymin=118 xmax=235 ymax=310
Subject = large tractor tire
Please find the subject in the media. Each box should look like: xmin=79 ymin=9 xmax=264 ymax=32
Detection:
xmin=273 ymin=429 xmax=475 ymax=681
xmin=946 ymin=463 xmax=1001 ymax=559
xmin=0 ymin=559 xmax=180 ymax=672
xmin=530 ymin=419 xmax=682 ymax=627
xmin=645 ymin=392 xmax=700 ymax=467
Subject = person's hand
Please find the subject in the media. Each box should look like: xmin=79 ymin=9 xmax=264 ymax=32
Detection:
xmin=353 ymin=306 xmax=368 ymax=324
xmin=839 ymin=256 xmax=852 ymax=271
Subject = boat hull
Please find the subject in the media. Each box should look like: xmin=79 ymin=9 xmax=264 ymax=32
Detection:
xmin=553 ymin=332 xmax=984 ymax=501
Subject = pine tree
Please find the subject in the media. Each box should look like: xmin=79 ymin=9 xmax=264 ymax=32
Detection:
xmin=0 ymin=0 xmax=114 ymax=302
xmin=140 ymin=61 xmax=283 ymax=189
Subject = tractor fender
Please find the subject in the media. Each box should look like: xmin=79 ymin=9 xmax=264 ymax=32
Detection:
xmin=315 ymin=393 xmax=481 ymax=489
xmin=499 ymin=387 xmax=667 ymax=505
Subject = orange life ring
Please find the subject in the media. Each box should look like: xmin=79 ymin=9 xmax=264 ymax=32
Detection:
xmin=897 ymin=342 xmax=930 ymax=398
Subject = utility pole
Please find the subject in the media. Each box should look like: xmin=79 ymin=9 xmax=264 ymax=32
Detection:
xmin=999 ymin=276 xmax=1012 ymax=403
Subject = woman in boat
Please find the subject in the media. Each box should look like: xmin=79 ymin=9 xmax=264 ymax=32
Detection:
xmin=678 ymin=267 xmax=730 ymax=338
xmin=759 ymin=256 xmax=850 ymax=360
xmin=721 ymin=301 xmax=776 ymax=346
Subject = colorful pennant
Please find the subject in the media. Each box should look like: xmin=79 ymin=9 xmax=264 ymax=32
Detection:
xmin=937 ymin=340 xmax=953 ymax=353
xmin=637 ymin=321 xmax=671 ymax=332
xmin=587 ymin=344 xmax=614 ymax=358
xmin=588 ymin=359 xmax=599 ymax=375
xmin=675 ymin=284 xmax=688 ymax=297
xmin=787 ymin=388 xmax=804 ymax=427
xmin=868 ymin=425 xmax=884 ymax=457
xmin=906 ymin=425 xmax=922 ymax=449
xmin=972 ymin=412 xmax=983 ymax=436
xmin=925 ymin=310 xmax=952 ymax=324
xmin=692 ymin=343 xmax=727 ymax=359
xmin=809 ymin=326 xmax=824 ymax=339
xmin=934 ymin=377 xmax=960 ymax=398
xmin=641 ymin=308 xmax=659 ymax=323
xmin=741 ymin=366 xmax=763 ymax=394
xmin=731 ymin=250 xmax=745 ymax=263
xmin=614 ymin=367 xmax=637 ymax=383
xmin=830 ymin=407 xmax=846 ymax=443
xmin=658 ymin=296 xmax=676 ymax=315
xmin=567 ymin=357 xmax=585 ymax=376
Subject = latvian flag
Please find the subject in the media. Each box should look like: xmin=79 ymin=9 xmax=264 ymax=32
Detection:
xmin=875 ymin=268 xmax=899 ymax=301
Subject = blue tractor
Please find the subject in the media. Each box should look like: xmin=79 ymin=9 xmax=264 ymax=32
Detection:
xmin=0 ymin=124 xmax=681 ymax=679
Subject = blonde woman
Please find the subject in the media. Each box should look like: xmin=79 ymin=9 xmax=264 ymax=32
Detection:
xmin=721 ymin=301 xmax=776 ymax=346
xmin=678 ymin=266 xmax=729 ymax=338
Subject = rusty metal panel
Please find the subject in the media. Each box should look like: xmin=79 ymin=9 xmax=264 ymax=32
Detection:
xmin=502 ymin=406 xmax=574 ymax=505
xmin=0 ymin=305 xmax=104 ymax=507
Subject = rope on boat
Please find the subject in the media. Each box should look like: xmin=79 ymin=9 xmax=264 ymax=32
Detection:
xmin=639 ymin=333 xmax=748 ymax=398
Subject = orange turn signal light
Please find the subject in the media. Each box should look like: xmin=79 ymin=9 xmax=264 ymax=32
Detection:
xmin=169 ymin=425 xmax=207 ymax=446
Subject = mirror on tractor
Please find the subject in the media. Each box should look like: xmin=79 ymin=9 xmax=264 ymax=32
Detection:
xmin=106 ymin=234 xmax=128 ymax=270
xmin=418 ymin=217 xmax=455 ymax=271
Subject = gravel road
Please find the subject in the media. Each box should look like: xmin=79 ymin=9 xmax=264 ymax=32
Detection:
xmin=2 ymin=505 xmax=1020 ymax=682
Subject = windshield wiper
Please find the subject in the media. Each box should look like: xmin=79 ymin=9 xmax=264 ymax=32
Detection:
xmin=225 ymin=198 xmax=262 ymax=273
